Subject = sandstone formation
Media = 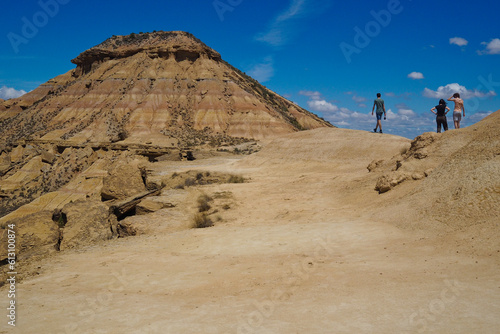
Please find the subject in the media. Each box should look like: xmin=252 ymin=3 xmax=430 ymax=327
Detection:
xmin=0 ymin=211 xmax=59 ymax=262
xmin=101 ymin=158 xmax=147 ymax=200
xmin=363 ymin=111 xmax=500 ymax=254
xmin=0 ymin=31 xmax=331 ymax=222
xmin=0 ymin=31 xmax=331 ymax=149
xmin=58 ymin=200 xmax=114 ymax=251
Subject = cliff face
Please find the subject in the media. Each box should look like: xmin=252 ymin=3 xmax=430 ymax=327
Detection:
xmin=0 ymin=31 xmax=332 ymax=147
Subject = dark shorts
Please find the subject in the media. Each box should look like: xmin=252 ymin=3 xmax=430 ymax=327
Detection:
xmin=376 ymin=113 xmax=384 ymax=120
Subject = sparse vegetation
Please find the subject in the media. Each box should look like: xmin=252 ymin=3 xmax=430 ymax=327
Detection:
xmin=197 ymin=194 xmax=213 ymax=212
xmin=184 ymin=177 xmax=196 ymax=187
xmin=213 ymin=191 xmax=233 ymax=199
xmin=192 ymin=213 xmax=213 ymax=228
xmin=228 ymin=175 xmax=245 ymax=184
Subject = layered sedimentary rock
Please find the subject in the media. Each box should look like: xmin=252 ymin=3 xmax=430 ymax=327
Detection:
xmin=0 ymin=31 xmax=332 ymax=147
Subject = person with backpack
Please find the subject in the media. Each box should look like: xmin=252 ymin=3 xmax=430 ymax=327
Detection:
xmin=371 ymin=93 xmax=386 ymax=133
xmin=430 ymin=99 xmax=450 ymax=133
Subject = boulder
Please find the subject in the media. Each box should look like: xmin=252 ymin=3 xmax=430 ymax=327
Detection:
xmin=0 ymin=156 xmax=44 ymax=192
xmin=41 ymin=150 xmax=56 ymax=164
xmin=10 ymin=145 xmax=24 ymax=163
xmin=367 ymin=159 xmax=384 ymax=172
xmin=0 ymin=211 xmax=59 ymax=262
xmin=101 ymin=159 xmax=146 ymax=200
xmin=375 ymin=172 xmax=411 ymax=194
xmin=0 ymin=152 xmax=11 ymax=175
xmin=59 ymin=200 xmax=112 ymax=250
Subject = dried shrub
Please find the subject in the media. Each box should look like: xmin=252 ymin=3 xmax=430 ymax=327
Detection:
xmin=227 ymin=175 xmax=245 ymax=184
xmin=197 ymin=194 xmax=213 ymax=212
xmin=193 ymin=213 xmax=213 ymax=228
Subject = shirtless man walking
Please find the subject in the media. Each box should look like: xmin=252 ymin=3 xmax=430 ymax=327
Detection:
xmin=447 ymin=93 xmax=465 ymax=129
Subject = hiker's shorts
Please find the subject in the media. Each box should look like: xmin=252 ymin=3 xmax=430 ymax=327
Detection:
xmin=376 ymin=113 xmax=384 ymax=120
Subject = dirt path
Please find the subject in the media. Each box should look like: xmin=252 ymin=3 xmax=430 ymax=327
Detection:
xmin=1 ymin=129 xmax=499 ymax=333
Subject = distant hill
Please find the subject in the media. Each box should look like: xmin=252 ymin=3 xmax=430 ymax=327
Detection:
xmin=0 ymin=31 xmax=332 ymax=148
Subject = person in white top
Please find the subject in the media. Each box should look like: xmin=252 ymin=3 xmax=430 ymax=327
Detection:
xmin=447 ymin=93 xmax=465 ymax=129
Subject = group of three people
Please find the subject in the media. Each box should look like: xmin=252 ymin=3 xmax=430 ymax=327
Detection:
xmin=371 ymin=93 xmax=465 ymax=134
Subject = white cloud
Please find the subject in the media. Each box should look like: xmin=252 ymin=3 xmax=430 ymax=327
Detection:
xmin=299 ymin=90 xmax=339 ymax=112
xmin=255 ymin=0 xmax=307 ymax=46
xmin=299 ymin=90 xmax=322 ymax=99
xmin=408 ymin=72 xmax=424 ymax=80
xmin=247 ymin=56 xmax=275 ymax=83
xmin=423 ymin=83 xmax=497 ymax=99
xmin=352 ymin=94 xmax=367 ymax=103
xmin=307 ymin=99 xmax=339 ymax=113
xmin=479 ymin=38 xmax=500 ymax=55
xmin=255 ymin=0 xmax=332 ymax=47
xmin=0 ymin=86 xmax=27 ymax=100
xmin=449 ymin=37 xmax=468 ymax=47
xmin=398 ymin=109 xmax=415 ymax=117
xmin=468 ymin=111 xmax=493 ymax=122
xmin=385 ymin=92 xmax=412 ymax=99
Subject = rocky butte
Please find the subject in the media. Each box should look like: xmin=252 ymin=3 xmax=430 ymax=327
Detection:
xmin=0 ymin=31 xmax=332 ymax=268
xmin=0 ymin=31 xmax=331 ymax=147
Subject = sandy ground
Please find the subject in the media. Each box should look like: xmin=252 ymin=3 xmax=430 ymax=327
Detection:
xmin=1 ymin=128 xmax=499 ymax=333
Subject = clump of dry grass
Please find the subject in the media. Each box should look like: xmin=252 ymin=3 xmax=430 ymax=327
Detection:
xmin=227 ymin=175 xmax=245 ymax=184
xmin=197 ymin=194 xmax=213 ymax=212
xmin=192 ymin=194 xmax=215 ymax=228
xmin=193 ymin=213 xmax=214 ymax=228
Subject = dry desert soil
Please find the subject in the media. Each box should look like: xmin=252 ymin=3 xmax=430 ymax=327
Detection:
xmin=1 ymin=127 xmax=499 ymax=334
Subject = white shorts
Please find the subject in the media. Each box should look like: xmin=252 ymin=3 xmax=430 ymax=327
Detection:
xmin=453 ymin=112 xmax=462 ymax=122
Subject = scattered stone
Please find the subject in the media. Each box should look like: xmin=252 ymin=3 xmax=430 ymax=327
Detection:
xmin=59 ymin=200 xmax=112 ymax=251
xmin=375 ymin=172 xmax=411 ymax=193
xmin=10 ymin=145 xmax=24 ymax=163
xmin=136 ymin=197 xmax=175 ymax=215
xmin=367 ymin=159 xmax=384 ymax=172
xmin=41 ymin=150 xmax=56 ymax=164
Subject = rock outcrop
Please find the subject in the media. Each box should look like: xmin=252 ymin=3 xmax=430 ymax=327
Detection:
xmin=59 ymin=200 xmax=114 ymax=251
xmin=0 ymin=31 xmax=332 ymax=148
xmin=0 ymin=211 xmax=59 ymax=262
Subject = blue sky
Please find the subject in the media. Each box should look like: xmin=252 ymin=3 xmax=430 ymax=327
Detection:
xmin=1 ymin=0 xmax=499 ymax=139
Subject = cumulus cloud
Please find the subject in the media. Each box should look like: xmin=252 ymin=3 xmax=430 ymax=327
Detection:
xmin=449 ymin=37 xmax=468 ymax=47
xmin=299 ymin=90 xmax=338 ymax=112
xmin=307 ymin=99 xmax=339 ymax=112
xmin=0 ymin=86 xmax=27 ymax=99
xmin=478 ymin=38 xmax=500 ymax=55
xmin=247 ymin=56 xmax=275 ymax=83
xmin=423 ymin=83 xmax=496 ymax=99
xmin=408 ymin=72 xmax=424 ymax=80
